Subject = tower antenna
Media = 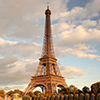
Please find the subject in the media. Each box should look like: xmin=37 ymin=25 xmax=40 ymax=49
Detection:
xmin=47 ymin=2 xmax=49 ymax=9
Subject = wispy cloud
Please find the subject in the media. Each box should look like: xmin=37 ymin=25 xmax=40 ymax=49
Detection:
xmin=89 ymin=68 xmax=97 ymax=71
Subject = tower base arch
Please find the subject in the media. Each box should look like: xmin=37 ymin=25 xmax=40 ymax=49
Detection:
xmin=24 ymin=75 xmax=67 ymax=95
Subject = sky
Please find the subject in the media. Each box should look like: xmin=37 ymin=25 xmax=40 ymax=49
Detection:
xmin=0 ymin=0 xmax=100 ymax=92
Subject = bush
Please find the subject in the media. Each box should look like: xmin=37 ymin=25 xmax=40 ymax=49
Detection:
xmin=91 ymin=82 xmax=100 ymax=94
xmin=22 ymin=96 xmax=30 ymax=100
xmin=34 ymin=91 xmax=41 ymax=96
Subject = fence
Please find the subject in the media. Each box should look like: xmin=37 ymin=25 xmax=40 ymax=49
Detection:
xmin=23 ymin=93 xmax=100 ymax=100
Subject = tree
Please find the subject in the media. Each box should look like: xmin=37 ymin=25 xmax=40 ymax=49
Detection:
xmin=6 ymin=89 xmax=23 ymax=97
xmin=60 ymin=88 xmax=67 ymax=94
xmin=91 ymin=82 xmax=100 ymax=94
xmin=6 ymin=90 xmax=14 ymax=97
xmin=13 ymin=89 xmax=23 ymax=95
xmin=0 ymin=90 xmax=5 ymax=94
xmin=69 ymin=85 xmax=78 ymax=94
xmin=27 ymin=91 xmax=34 ymax=97
xmin=78 ymin=89 xmax=83 ymax=94
xmin=0 ymin=90 xmax=5 ymax=98
xmin=66 ymin=87 xmax=72 ymax=94
xmin=60 ymin=85 xmax=78 ymax=94
xmin=82 ymin=86 xmax=90 ymax=94
xmin=34 ymin=91 xmax=41 ymax=96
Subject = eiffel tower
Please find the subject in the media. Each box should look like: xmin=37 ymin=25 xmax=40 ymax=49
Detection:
xmin=24 ymin=5 xmax=67 ymax=95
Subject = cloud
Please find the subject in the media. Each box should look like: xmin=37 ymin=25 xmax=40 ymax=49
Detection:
xmin=0 ymin=0 xmax=44 ymax=39
xmin=53 ymin=23 xmax=100 ymax=61
xmin=0 ymin=56 xmax=18 ymax=66
xmin=60 ymin=6 xmax=84 ymax=20
xmin=60 ymin=66 xmax=85 ymax=79
xmin=60 ymin=0 xmax=100 ymax=21
xmin=55 ymin=43 xmax=100 ymax=60
xmin=0 ymin=0 xmax=67 ymax=40
xmin=57 ymin=25 xmax=100 ymax=46
xmin=82 ymin=20 xmax=97 ymax=28
xmin=0 ymin=59 xmax=38 ymax=86
xmin=0 ymin=38 xmax=41 ymax=88
xmin=0 ymin=38 xmax=41 ymax=59
xmin=52 ymin=22 xmax=75 ymax=36
xmin=97 ymin=20 xmax=100 ymax=29
xmin=0 ymin=0 xmax=100 ymax=61
xmin=85 ymin=0 xmax=100 ymax=18
xmin=89 ymin=68 xmax=97 ymax=71
xmin=0 ymin=38 xmax=17 ymax=45
xmin=97 ymin=59 xmax=100 ymax=61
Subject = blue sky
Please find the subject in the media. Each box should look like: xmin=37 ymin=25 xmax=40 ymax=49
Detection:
xmin=0 ymin=0 xmax=100 ymax=91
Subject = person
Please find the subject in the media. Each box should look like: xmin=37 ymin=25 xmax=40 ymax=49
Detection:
xmin=11 ymin=97 xmax=13 ymax=100
xmin=5 ymin=95 xmax=7 ymax=100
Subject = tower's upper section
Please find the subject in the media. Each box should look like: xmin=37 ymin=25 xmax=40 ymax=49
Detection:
xmin=45 ymin=7 xmax=51 ymax=15
xmin=34 ymin=5 xmax=62 ymax=77
xmin=41 ymin=5 xmax=55 ymax=59
xmin=45 ymin=2 xmax=51 ymax=15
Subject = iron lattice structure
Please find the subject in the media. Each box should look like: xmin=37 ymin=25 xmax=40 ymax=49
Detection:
xmin=41 ymin=6 xmax=55 ymax=58
xmin=24 ymin=6 xmax=67 ymax=95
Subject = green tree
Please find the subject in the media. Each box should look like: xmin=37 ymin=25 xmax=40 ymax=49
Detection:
xmin=82 ymin=86 xmax=90 ymax=94
xmin=91 ymin=82 xmax=100 ymax=94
